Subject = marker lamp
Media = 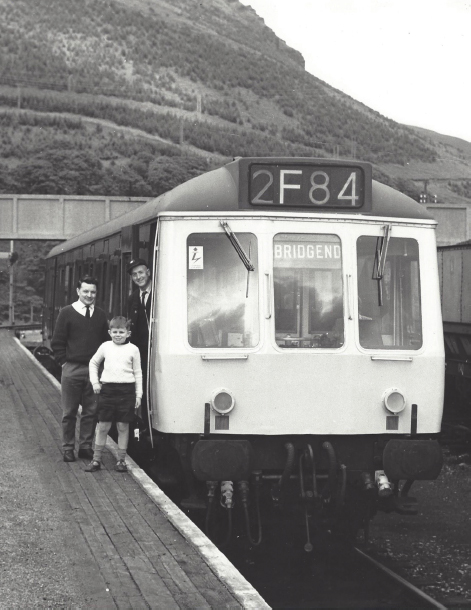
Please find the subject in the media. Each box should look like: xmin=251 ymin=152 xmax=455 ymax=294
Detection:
xmin=210 ymin=388 xmax=235 ymax=414
xmin=383 ymin=388 xmax=406 ymax=414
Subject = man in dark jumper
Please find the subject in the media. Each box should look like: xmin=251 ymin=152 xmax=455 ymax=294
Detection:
xmin=126 ymin=258 xmax=152 ymax=424
xmin=51 ymin=276 xmax=109 ymax=462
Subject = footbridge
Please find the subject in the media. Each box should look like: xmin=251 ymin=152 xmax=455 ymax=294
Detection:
xmin=0 ymin=194 xmax=152 ymax=240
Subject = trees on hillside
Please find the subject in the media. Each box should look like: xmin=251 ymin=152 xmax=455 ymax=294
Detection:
xmin=11 ymin=150 xmax=104 ymax=195
xmin=147 ymin=156 xmax=211 ymax=195
xmin=0 ymin=240 xmax=60 ymax=324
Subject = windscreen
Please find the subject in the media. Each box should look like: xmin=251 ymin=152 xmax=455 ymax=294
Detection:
xmin=357 ymin=236 xmax=422 ymax=350
xmin=273 ymin=233 xmax=344 ymax=348
xmin=187 ymin=233 xmax=259 ymax=348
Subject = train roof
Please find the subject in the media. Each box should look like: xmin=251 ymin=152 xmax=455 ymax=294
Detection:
xmin=47 ymin=157 xmax=434 ymax=258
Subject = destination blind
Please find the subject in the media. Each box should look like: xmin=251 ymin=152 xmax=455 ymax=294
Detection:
xmin=246 ymin=162 xmax=368 ymax=209
xmin=274 ymin=234 xmax=342 ymax=269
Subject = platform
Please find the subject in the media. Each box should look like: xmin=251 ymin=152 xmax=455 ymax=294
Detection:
xmin=0 ymin=330 xmax=269 ymax=609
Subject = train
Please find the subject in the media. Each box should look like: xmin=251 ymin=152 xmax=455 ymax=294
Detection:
xmin=42 ymin=157 xmax=444 ymax=548
xmin=437 ymin=240 xmax=471 ymax=433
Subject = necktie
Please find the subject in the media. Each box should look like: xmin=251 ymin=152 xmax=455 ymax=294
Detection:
xmin=141 ymin=291 xmax=147 ymax=306
xmin=85 ymin=305 xmax=91 ymax=318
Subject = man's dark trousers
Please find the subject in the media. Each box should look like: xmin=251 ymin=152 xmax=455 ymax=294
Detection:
xmin=128 ymin=289 xmax=150 ymax=424
xmin=61 ymin=362 xmax=97 ymax=451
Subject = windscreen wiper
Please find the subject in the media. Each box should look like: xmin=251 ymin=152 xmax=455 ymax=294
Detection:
xmin=220 ymin=221 xmax=255 ymax=272
xmin=372 ymin=224 xmax=391 ymax=306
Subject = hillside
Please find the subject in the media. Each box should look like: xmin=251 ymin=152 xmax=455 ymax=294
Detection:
xmin=0 ymin=0 xmax=470 ymax=205
xmin=1 ymin=0 xmax=471 ymax=324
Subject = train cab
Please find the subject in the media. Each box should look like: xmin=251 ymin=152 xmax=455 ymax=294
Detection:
xmin=149 ymin=159 xmax=444 ymax=507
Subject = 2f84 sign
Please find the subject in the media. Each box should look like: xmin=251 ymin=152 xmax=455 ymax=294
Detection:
xmin=248 ymin=163 xmax=366 ymax=209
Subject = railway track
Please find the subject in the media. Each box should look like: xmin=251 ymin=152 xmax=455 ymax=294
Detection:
xmin=222 ymin=538 xmax=450 ymax=608
xmin=354 ymin=547 xmax=447 ymax=609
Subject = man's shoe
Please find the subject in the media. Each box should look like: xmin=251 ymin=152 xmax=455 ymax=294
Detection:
xmin=63 ymin=450 xmax=75 ymax=462
xmin=85 ymin=460 xmax=101 ymax=473
xmin=78 ymin=448 xmax=94 ymax=460
xmin=115 ymin=460 xmax=128 ymax=472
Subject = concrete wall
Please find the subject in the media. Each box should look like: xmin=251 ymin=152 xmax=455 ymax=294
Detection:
xmin=0 ymin=195 xmax=152 ymax=240
xmin=426 ymin=204 xmax=470 ymax=246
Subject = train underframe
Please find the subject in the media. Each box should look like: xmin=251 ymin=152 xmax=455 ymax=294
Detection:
xmin=140 ymin=432 xmax=443 ymax=549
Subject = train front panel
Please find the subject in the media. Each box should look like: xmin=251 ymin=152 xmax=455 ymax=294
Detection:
xmin=150 ymin=214 xmax=444 ymax=446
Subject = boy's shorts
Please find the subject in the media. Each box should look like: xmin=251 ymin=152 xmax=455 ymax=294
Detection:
xmin=97 ymin=383 xmax=135 ymax=423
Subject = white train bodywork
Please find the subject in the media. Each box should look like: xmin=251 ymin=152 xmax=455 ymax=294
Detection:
xmin=151 ymin=213 xmax=444 ymax=436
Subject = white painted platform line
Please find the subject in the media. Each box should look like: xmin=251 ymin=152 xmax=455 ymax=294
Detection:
xmin=16 ymin=338 xmax=271 ymax=610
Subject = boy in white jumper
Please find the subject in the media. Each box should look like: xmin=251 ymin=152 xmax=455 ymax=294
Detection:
xmin=86 ymin=316 xmax=142 ymax=472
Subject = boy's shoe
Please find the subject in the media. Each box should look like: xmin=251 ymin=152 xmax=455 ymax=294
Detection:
xmin=115 ymin=460 xmax=127 ymax=472
xmin=85 ymin=460 xmax=101 ymax=472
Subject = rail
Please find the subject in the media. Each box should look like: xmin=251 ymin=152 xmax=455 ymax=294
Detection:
xmin=354 ymin=547 xmax=447 ymax=609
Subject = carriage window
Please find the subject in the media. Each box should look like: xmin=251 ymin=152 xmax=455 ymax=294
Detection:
xmin=274 ymin=234 xmax=344 ymax=348
xmin=187 ymin=233 xmax=259 ymax=348
xmin=357 ymin=236 xmax=422 ymax=350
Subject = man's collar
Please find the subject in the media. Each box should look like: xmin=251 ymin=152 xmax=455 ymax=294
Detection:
xmin=74 ymin=300 xmax=95 ymax=311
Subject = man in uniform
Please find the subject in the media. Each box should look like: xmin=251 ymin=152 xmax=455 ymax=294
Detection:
xmin=127 ymin=258 xmax=152 ymax=424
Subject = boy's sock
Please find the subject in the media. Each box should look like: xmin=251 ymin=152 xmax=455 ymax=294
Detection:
xmin=94 ymin=421 xmax=112 ymax=462
xmin=116 ymin=422 xmax=129 ymax=462
xmin=93 ymin=443 xmax=105 ymax=462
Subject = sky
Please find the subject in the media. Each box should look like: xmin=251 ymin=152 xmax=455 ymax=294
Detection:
xmin=240 ymin=0 xmax=471 ymax=142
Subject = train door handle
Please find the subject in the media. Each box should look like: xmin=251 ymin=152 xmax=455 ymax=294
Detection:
xmin=265 ymin=273 xmax=272 ymax=319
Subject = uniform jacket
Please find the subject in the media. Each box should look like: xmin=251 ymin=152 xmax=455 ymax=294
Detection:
xmin=127 ymin=288 xmax=151 ymax=356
